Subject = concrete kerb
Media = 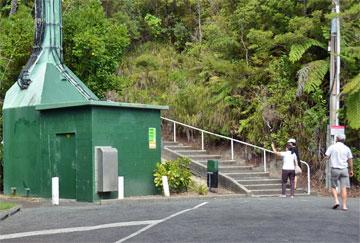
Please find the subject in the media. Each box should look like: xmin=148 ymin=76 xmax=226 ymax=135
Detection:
xmin=100 ymin=192 xmax=247 ymax=205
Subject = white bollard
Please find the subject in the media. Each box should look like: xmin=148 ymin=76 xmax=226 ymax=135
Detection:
xmin=118 ymin=176 xmax=124 ymax=199
xmin=52 ymin=177 xmax=59 ymax=205
xmin=162 ymin=176 xmax=170 ymax=197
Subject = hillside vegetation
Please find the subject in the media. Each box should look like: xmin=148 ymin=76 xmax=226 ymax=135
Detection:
xmin=0 ymin=0 xmax=359 ymax=187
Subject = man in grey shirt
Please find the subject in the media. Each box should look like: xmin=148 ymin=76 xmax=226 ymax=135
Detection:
xmin=324 ymin=134 xmax=353 ymax=210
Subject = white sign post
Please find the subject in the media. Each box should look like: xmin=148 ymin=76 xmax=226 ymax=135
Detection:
xmin=52 ymin=177 xmax=59 ymax=205
xmin=162 ymin=176 xmax=170 ymax=197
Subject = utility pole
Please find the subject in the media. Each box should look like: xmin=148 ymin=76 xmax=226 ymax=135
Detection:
xmin=326 ymin=0 xmax=341 ymax=188
xmin=330 ymin=0 xmax=341 ymax=128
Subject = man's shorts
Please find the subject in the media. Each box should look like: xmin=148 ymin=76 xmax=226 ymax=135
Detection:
xmin=331 ymin=168 xmax=350 ymax=188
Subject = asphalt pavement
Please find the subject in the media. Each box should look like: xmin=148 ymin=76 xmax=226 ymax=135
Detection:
xmin=0 ymin=195 xmax=359 ymax=243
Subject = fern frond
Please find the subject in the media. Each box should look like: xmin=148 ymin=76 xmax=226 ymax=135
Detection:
xmin=343 ymin=73 xmax=360 ymax=95
xmin=289 ymin=39 xmax=326 ymax=63
xmin=346 ymin=90 xmax=360 ymax=129
xmin=296 ymin=60 xmax=329 ymax=96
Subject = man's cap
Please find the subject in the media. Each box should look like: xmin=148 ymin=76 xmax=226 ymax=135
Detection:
xmin=287 ymin=138 xmax=296 ymax=144
xmin=337 ymin=134 xmax=346 ymax=140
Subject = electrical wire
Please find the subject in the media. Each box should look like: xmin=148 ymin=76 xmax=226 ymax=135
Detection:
xmin=17 ymin=0 xmax=44 ymax=89
xmin=16 ymin=0 xmax=95 ymax=101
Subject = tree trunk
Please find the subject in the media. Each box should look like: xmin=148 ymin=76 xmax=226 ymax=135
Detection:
xmin=197 ymin=1 xmax=202 ymax=42
xmin=9 ymin=0 xmax=18 ymax=16
xmin=239 ymin=24 xmax=249 ymax=66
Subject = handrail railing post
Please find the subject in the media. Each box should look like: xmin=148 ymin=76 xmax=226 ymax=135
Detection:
xmin=173 ymin=122 xmax=176 ymax=142
xmin=263 ymin=150 xmax=267 ymax=173
xmin=307 ymin=164 xmax=311 ymax=195
xmin=201 ymin=131 xmax=204 ymax=151
xmin=231 ymin=139 xmax=234 ymax=161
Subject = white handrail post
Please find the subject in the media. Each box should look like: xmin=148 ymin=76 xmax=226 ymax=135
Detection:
xmin=231 ymin=139 xmax=234 ymax=161
xmin=263 ymin=150 xmax=267 ymax=173
xmin=307 ymin=164 xmax=311 ymax=195
xmin=201 ymin=131 xmax=204 ymax=151
xmin=173 ymin=122 xmax=176 ymax=142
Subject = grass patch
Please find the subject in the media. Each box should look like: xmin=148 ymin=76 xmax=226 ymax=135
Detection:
xmin=0 ymin=202 xmax=16 ymax=211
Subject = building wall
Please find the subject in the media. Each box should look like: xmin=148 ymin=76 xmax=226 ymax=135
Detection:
xmin=3 ymin=107 xmax=42 ymax=196
xmin=3 ymin=105 xmax=162 ymax=202
xmin=91 ymin=106 xmax=162 ymax=199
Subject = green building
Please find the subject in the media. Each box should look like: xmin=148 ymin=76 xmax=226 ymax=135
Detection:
xmin=2 ymin=0 xmax=167 ymax=202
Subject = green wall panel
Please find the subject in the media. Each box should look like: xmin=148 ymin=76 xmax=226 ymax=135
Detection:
xmin=91 ymin=107 xmax=162 ymax=198
xmin=3 ymin=107 xmax=41 ymax=196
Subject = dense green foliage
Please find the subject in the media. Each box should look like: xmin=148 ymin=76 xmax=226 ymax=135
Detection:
xmin=0 ymin=0 xmax=359 ymax=188
xmin=153 ymin=157 xmax=192 ymax=193
xmin=62 ymin=0 xmax=130 ymax=97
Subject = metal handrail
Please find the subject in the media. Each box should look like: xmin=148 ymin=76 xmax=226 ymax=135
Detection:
xmin=161 ymin=116 xmax=311 ymax=195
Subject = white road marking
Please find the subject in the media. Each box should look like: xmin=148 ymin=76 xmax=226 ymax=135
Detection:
xmin=0 ymin=202 xmax=208 ymax=241
xmin=0 ymin=220 xmax=161 ymax=240
xmin=115 ymin=202 xmax=208 ymax=243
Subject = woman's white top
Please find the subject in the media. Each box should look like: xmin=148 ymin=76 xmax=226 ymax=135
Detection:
xmin=279 ymin=151 xmax=298 ymax=170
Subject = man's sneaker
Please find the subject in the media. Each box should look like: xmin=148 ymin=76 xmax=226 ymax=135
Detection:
xmin=279 ymin=194 xmax=286 ymax=198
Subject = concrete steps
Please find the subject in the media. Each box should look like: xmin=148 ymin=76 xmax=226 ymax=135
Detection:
xmin=243 ymin=184 xmax=282 ymax=190
xmin=223 ymin=172 xmax=270 ymax=179
xmin=186 ymin=154 xmax=222 ymax=160
xmin=218 ymin=166 xmax=253 ymax=173
xmin=197 ymin=160 xmax=239 ymax=166
xmin=237 ymin=178 xmax=282 ymax=185
xmin=164 ymin=145 xmax=194 ymax=150
xmin=251 ymin=189 xmax=284 ymax=195
xmin=174 ymin=150 xmax=208 ymax=155
xmin=163 ymin=141 xmax=179 ymax=146
xmin=162 ymin=140 xmax=309 ymax=197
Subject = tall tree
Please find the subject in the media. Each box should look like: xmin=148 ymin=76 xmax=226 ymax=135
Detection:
xmin=9 ymin=0 xmax=17 ymax=16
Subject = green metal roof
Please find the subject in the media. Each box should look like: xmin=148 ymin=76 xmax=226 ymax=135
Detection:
xmin=35 ymin=100 xmax=169 ymax=111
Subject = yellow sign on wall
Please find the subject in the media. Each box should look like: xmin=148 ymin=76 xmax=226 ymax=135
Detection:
xmin=149 ymin=128 xmax=156 ymax=149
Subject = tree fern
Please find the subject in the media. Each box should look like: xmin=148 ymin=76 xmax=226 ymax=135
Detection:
xmin=343 ymin=73 xmax=360 ymax=95
xmin=346 ymin=91 xmax=360 ymax=129
xmin=289 ymin=39 xmax=326 ymax=63
xmin=296 ymin=60 xmax=329 ymax=96
xmin=343 ymin=73 xmax=360 ymax=129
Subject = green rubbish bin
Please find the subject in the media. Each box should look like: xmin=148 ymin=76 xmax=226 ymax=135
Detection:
xmin=207 ymin=160 xmax=218 ymax=189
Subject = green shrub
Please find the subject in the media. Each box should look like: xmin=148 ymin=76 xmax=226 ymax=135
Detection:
xmin=153 ymin=158 xmax=192 ymax=193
